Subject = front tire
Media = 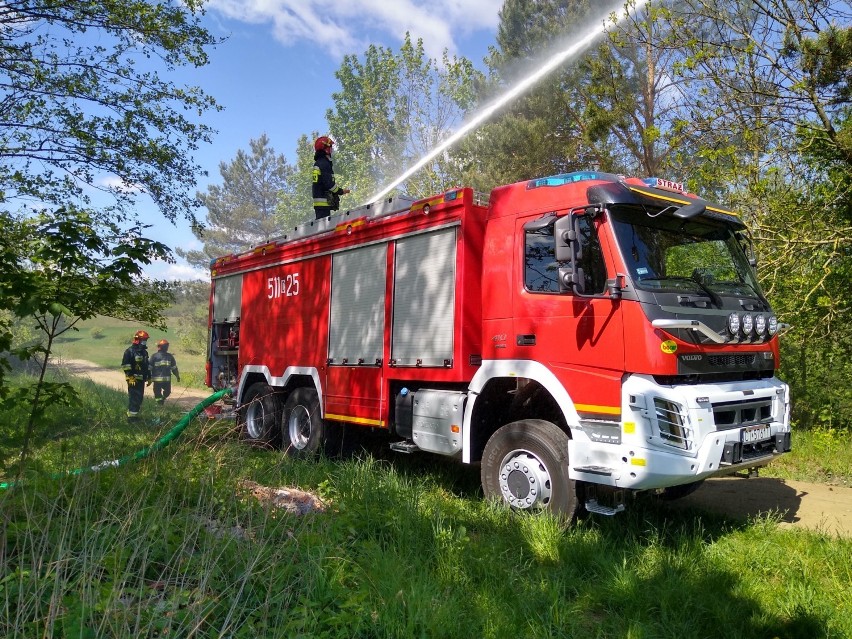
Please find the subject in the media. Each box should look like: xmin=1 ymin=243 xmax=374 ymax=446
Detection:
xmin=282 ymin=387 xmax=325 ymax=457
xmin=481 ymin=419 xmax=581 ymax=519
xmin=238 ymin=382 xmax=282 ymax=446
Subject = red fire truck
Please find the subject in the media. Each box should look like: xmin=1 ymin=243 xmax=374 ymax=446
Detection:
xmin=206 ymin=171 xmax=791 ymax=518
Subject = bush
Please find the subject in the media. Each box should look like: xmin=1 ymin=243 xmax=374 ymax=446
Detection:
xmin=89 ymin=327 xmax=105 ymax=340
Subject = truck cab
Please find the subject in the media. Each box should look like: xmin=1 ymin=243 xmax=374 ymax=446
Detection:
xmin=470 ymin=172 xmax=791 ymax=515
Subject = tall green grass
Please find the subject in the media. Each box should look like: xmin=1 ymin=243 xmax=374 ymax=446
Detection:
xmin=1 ymin=375 xmax=851 ymax=638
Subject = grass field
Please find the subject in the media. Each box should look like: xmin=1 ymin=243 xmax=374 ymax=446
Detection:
xmin=1 ymin=372 xmax=851 ymax=638
xmin=52 ymin=316 xmax=208 ymax=387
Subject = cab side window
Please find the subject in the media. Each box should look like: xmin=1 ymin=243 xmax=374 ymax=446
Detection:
xmin=524 ymin=224 xmax=563 ymax=293
xmin=524 ymin=215 xmax=608 ymax=295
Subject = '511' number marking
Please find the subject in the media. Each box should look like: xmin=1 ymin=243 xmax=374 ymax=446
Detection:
xmin=267 ymin=272 xmax=300 ymax=299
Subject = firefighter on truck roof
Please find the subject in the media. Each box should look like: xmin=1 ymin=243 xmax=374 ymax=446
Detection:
xmin=121 ymin=330 xmax=150 ymax=421
xmin=312 ymin=136 xmax=350 ymax=220
xmin=150 ymin=339 xmax=181 ymax=406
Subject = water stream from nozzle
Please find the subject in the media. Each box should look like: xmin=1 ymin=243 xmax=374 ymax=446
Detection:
xmin=365 ymin=0 xmax=649 ymax=205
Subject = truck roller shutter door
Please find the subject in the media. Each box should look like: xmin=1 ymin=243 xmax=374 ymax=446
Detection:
xmin=392 ymin=227 xmax=456 ymax=366
xmin=212 ymin=274 xmax=242 ymax=322
xmin=329 ymin=244 xmax=387 ymax=364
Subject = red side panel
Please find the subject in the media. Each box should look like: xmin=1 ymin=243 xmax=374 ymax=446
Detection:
xmin=239 ymin=256 xmax=330 ymax=378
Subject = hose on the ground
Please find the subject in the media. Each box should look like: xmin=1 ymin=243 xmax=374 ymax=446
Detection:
xmin=0 ymin=388 xmax=233 ymax=490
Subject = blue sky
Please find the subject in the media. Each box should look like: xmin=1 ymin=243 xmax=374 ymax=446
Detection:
xmin=143 ymin=0 xmax=505 ymax=280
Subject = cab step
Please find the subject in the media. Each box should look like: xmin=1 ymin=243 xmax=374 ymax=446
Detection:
xmin=585 ymin=498 xmax=626 ymax=516
xmin=573 ymin=465 xmax=614 ymax=476
xmin=584 ymin=486 xmax=626 ymax=516
xmin=390 ymin=440 xmax=419 ymax=454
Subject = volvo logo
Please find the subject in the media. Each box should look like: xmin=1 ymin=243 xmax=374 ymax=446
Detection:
xmin=681 ymin=354 xmax=703 ymax=361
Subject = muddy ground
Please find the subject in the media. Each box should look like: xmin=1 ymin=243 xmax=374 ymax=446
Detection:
xmin=60 ymin=358 xmax=852 ymax=536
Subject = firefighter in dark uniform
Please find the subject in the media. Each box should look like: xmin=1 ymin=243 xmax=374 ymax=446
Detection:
xmin=121 ymin=330 xmax=150 ymax=421
xmin=150 ymin=339 xmax=180 ymax=406
xmin=312 ymin=136 xmax=350 ymax=219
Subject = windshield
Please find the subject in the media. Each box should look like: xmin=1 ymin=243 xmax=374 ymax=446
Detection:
xmin=608 ymin=205 xmax=763 ymax=299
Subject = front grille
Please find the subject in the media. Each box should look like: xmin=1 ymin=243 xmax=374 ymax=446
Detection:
xmin=712 ymin=397 xmax=773 ymax=430
xmin=708 ymin=354 xmax=757 ymax=368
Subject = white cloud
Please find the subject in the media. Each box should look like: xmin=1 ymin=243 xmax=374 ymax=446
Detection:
xmin=144 ymin=259 xmax=210 ymax=282
xmin=95 ymin=174 xmax=144 ymax=194
xmin=207 ymin=0 xmax=502 ymax=59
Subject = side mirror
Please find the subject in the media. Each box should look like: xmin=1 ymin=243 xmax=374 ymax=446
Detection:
xmin=554 ymin=214 xmax=581 ymax=262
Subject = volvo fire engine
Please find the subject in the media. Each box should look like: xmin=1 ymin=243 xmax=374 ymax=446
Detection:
xmin=207 ymin=171 xmax=791 ymax=517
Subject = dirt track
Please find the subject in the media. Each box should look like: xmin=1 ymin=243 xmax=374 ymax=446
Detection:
xmin=60 ymin=358 xmax=852 ymax=536
xmin=669 ymin=475 xmax=852 ymax=537
xmin=58 ymin=358 xmax=213 ymax=410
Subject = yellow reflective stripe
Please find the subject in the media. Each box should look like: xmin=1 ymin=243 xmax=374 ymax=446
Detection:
xmin=574 ymin=403 xmax=621 ymax=415
xmin=334 ymin=219 xmax=366 ymax=232
xmin=626 ymin=185 xmax=738 ymax=216
xmin=325 ymin=413 xmax=385 ymax=427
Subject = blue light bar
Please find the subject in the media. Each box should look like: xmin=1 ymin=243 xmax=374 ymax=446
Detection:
xmin=527 ymin=171 xmax=622 ymax=189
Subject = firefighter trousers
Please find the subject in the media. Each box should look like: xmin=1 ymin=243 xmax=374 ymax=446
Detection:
xmin=153 ymin=381 xmax=172 ymax=405
xmin=127 ymin=382 xmax=144 ymax=418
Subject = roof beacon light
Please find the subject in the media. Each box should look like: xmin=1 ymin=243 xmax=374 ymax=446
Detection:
xmin=644 ymin=177 xmax=685 ymax=193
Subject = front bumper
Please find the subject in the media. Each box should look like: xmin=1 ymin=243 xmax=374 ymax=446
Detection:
xmin=568 ymin=374 xmax=791 ymax=490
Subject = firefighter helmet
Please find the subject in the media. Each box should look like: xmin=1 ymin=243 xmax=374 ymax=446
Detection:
xmin=133 ymin=330 xmax=150 ymax=344
xmin=157 ymin=339 xmax=169 ymax=350
xmin=314 ymin=136 xmax=334 ymax=152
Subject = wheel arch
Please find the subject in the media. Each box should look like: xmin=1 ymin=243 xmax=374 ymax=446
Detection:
xmin=463 ymin=360 xmax=581 ymax=464
xmin=238 ymin=365 xmax=323 ymax=410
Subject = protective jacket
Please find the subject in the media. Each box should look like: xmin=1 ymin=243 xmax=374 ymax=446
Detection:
xmin=312 ymin=152 xmax=344 ymax=214
xmin=150 ymin=351 xmax=180 ymax=383
xmin=121 ymin=343 xmax=149 ymax=382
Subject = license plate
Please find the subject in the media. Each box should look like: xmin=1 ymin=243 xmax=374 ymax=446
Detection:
xmin=742 ymin=424 xmax=772 ymax=444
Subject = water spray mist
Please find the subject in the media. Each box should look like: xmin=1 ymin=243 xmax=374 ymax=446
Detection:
xmin=365 ymin=0 xmax=650 ymax=205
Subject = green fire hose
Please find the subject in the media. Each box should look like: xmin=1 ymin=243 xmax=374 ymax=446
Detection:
xmin=0 ymin=388 xmax=233 ymax=491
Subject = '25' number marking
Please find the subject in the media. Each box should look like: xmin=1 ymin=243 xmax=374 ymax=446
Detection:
xmin=267 ymin=273 xmax=300 ymax=299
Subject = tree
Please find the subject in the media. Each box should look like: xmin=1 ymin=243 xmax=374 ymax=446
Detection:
xmin=277 ymin=133 xmax=318 ymax=228
xmin=179 ymin=134 xmax=300 ymax=270
xmin=326 ymin=33 xmax=482 ymax=201
xmin=0 ymin=1 xmax=218 ymax=441
xmin=169 ymin=280 xmax=211 ymax=356
xmin=0 ymin=0 xmax=219 ymax=225
xmin=458 ymin=0 xmax=692 ymax=191
xmin=1 ymin=207 xmax=171 ymax=470
xmin=657 ymin=2 xmax=852 ymax=425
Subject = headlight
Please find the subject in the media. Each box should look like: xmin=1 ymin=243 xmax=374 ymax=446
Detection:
xmin=653 ymin=398 xmax=692 ymax=450
xmin=727 ymin=313 xmax=741 ymax=335
xmin=767 ymin=315 xmax=779 ymax=336
xmin=754 ymin=314 xmax=767 ymax=336
xmin=741 ymin=313 xmax=754 ymax=335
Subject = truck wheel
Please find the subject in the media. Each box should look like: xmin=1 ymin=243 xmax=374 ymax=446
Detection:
xmin=239 ymin=382 xmax=282 ymax=446
xmin=282 ymin=387 xmax=325 ymax=457
xmin=657 ymin=479 xmax=705 ymax=501
xmin=481 ymin=419 xmax=581 ymax=519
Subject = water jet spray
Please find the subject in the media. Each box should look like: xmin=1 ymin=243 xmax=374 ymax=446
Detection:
xmin=365 ymin=0 xmax=649 ymax=205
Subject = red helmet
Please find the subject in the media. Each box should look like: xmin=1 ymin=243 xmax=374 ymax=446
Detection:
xmin=157 ymin=339 xmax=169 ymax=350
xmin=133 ymin=330 xmax=150 ymax=343
xmin=314 ymin=136 xmax=334 ymax=152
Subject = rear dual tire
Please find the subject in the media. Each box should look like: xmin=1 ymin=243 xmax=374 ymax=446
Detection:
xmin=282 ymin=387 xmax=325 ymax=457
xmin=239 ymin=382 xmax=283 ymax=446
